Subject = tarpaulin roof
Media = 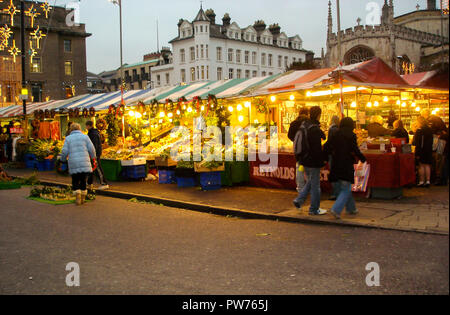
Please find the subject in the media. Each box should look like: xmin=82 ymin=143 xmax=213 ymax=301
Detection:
xmin=402 ymin=70 xmax=449 ymax=90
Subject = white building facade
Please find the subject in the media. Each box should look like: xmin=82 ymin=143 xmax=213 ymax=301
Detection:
xmin=151 ymin=7 xmax=314 ymax=88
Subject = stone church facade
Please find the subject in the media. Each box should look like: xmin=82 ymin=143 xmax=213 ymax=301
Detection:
xmin=325 ymin=0 xmax=449 ymax=73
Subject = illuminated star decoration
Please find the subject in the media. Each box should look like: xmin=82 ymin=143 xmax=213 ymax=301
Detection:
xmin=30 ymin=26 xmax=46 ymax=49
xmin=8 ymin=39 xmax=21 ymax=63
xmin=40 ymin=1 xmax=52 ymax=19
xmin=25 ymin=4 xmax=40 ymax=28
xmin=29 ymin=41 xmax=37 ymax=63
xmin=3 ymin=0 xmax=19 ymax=26
xmin=0 ymin=24 xmax=13 ymax=50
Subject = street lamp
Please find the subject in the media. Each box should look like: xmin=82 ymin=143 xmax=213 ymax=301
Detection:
xmin=109 ymin=0 xmax=124 ymax=103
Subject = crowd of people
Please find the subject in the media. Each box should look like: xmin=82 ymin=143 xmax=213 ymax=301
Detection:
xmin=288 ymin=106 xmax=449 ymax=219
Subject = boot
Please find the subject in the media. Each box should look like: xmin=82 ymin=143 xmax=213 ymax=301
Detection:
xmin=74 ymin=190 xmax=82 ymax=206
xmin=81 ymin=190 xmax=88 ymax=205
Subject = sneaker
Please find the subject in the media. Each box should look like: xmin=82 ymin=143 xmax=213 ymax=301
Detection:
xmin=310 ymin=208 xmax=328 ymax=216
xmin=330 ymin=209 xmax=341 ymax=219
xmin=97 ymin=185 xmax=109 ymax=191
xmin=293 ymin=200 xmax=301 ymax=209
xmin=417 ymin=182 xmax=424 ymax=187
xmin=425 ymin=181 xmax=431 ymax=188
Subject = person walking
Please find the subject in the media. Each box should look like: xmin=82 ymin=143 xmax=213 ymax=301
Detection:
xmin=288 ymin=108 xmax=310 ymax=192
xmin=392 ymin=120 xmax=409 ymax=144
xmin=327 ymin=115 xmax=340 ymax=200
xmin=324 ymin=117 xmax=366 ymax=219
xmin=86 ymin=121 xmax=109 ymax=190
xmin=293 ymin=106 xmax=327 ymax=215
xmin=413 ymin=116 xmax=433 ymax=187
xmin=60 ymin=123 xmax=96 ymax=205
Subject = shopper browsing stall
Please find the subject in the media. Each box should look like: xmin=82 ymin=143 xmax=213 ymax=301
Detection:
xmin=324 ymin=117 xmax=366 ymax=219
xmin=288 ymin=107 xmax=309 ymax=192
xmin=392 ymin=120 xmax=409 ymax=144
xmin=60 ymin=123 xmax=97 ymax=205
xmin=367 ymin=115 xmax=392 ymax=138
xmin=86 ymin=121 xmax=109 ymax=190
xmin=412 ymin=116 xmax=433 ymax=188
xmin=292 ymin=106 xmax=327 ymax=216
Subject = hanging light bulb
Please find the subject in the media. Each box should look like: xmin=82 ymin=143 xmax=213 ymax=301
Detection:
xmin=366 ymin=102 xmax=372 ymax=108
xmin=238 ymin=115 xmax=244 ymax=122
xmin=289 ymin=95 xmax=295 ymax=101
xmin=182 ymin=105 xmax=186 ymax=110
xmin=168 ymin=112 xmax=173 ymax=118
xmin=176 ymin=110 xmax=181 ymax=115
xmin=228 ymin=106 xmax=234 ymax=113
xmin=159 ymin=112 xmax=165 ymax=118
xmin=396 ymin=100 xmax=401 ymax=105
xmin=351 ymin=102 xmax=357 ymax=108
xmin=201 ymin=105 xmax=205 ymax=111
xmin=187 ymin=107 xmax=193 ymax=113
xmin=244 ymin=101 xmax=251 ymax=108
xmin=383 ymin=96 xmax=389 ymax=102
xmin=270 ymin=95 xmax=276 ymax=102
xmin=237 ymin=104 xmax=243 ymax=111
xmin=128 ymin=111 xmax=135 ymax=117
xmin=374 ymin=101 xmax=379 ymax=107
xmin=401 ymin=102 xmax=406 ymax=108
xmin=135 ymin=112 xmax=142 ymax=119
xmin=415 ymin=107 xmax=421 ymax=112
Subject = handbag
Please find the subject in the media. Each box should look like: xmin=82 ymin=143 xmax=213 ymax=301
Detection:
xmin=352 ymin=163 xmax=370 ymax=192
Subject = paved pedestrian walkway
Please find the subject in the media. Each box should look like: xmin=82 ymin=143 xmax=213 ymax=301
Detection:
xmin=5 ymin=168 xmax=449 ymax=235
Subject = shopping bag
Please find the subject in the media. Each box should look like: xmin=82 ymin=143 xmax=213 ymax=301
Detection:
xmin=352 ymin=163 xmax=370 ymax=192
xmin=91 ymin=158 xmax=97 ymax=172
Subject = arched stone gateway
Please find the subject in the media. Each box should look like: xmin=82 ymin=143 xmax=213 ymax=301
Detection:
xmin=344 ymin=45 xmax=375 ymax=65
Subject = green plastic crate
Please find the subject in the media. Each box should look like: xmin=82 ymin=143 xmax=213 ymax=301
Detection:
xmin=0 ymin=182 xmax=22 ymax=190
xmin=100 ymin=159 xmax=123 ymax=182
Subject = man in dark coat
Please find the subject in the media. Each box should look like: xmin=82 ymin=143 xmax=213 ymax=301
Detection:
xmin=86 ymin=121 xmax=109 ymax=190
xmin=293 ymin=106 xmax=327 ymax=216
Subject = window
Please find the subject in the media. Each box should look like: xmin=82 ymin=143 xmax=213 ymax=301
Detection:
xmin=166 ymin=73 xmax=170 ymax=84
xmin=196 ymin=26 xmax=198 ymax=33
xmin=229 ymin=31 xmax=233 ymax=37
xmin=278 ymin=55 xmax=282 ymax=68
xmin=252 ymin=52 xmax=257 ymax=65
xmin=284 ymin=56 xmax=289 ymax=68
xmin=235 ymin=32 xmax=239 ymax=39
xmin=205 ymin=26 xmax=208 ymax=33
xmin=206 ymin=45 xmax=209 ymax=58
xmin=228 ymin=48 xmax=233 ymax=62
xmin=252 ymin=70 xmax=257 ymax=78
xmin=269 ymin=72 xmax=273 ymax=76
xmin=206 ymin=66 xmax=209 ymax=80
xmin=268 ymin=54 xmax=273 ymax=67
xmin=190 ymin=47 xmax=195 ymax=61
xmin=180 ymin=49 xmax=185 ymax=63
xmin=245 ymin=34 xmax=249 ymax=41
xmin=261 ymin=53 xmax=266 ymax=66
xmin=216 ymin=47 xmax=222 ymax=61
xmin=197 ymin=66 xmax=199 ymax=80
xmin=201 ymin=66 xmax=205 ymax=80
xmin=64 ymin=61 xmax=73 ymax=76
xmin=64 ymin=40 xmax=71 ymax=52
xmin=200 ymin=25 xmax=203 ymax=32
xmin=30 ymin=57 xmax=41 ymax=73
xmin=196 ymin=45 xmax=199 ymax=59
xmin=245 ymin=51 xmax=249 ymax=64
xmin=245 ymin=70 xmax=250 ymax=78
xmin=229 ymin=68 xmax=234 ymax=79
xmin=251 ymin=35 xmax=255 ymax=41
xmin=181 ymin=69 xmax=186 ymax=83
xmin=236 ymin=50 xmax=241 ymax=63
xmin=191 ymin=67 xmax=195 ymax=81
xmin=201 ymin=45 xmax=204 ymax=58
xmin=237 ymin=69 xmax=242 ymax=79
xmin=157 ymin=75 xmax=161 ymax=86
xmin=262 ymin=71 xmax=266 ymax=76
xmin=182 ymin=30 xmax=186 ymax=38
xmin=217 ymin=67 xmax=223 ymax=80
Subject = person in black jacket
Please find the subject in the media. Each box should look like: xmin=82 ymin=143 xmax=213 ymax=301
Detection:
xmin=86 ymin=121 xmax=109 ymax=190
xmin=293 ymin=106 xmax=327 ymax=216
xmin=327 ymin=115 xmax=340 ymax=200
xmin=392 ymin=120 xmax=409 ymax=144
xmin=413 ymin=116 xmax=433 ymax=187
xmin=288 ymin=108 xmax=309 ymax=191
xmin=323 ymin=117 xmax=366 ymax=219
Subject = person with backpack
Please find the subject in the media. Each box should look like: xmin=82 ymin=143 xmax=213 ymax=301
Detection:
xmin=323 ymin=117 xmax=367 ymax=219
xmin=288 ymin=108 xmax=309 ymax=192
xmin=293 ymin=106 xmax=327 ymax=216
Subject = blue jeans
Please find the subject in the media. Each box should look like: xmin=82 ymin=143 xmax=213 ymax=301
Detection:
xmin=331 ymin=180 xmax=357 ymax=215
xmin=294 ymin=167 xmax=321 ymax=213
xmin=296 ymin=162 xmax=306 ymax=192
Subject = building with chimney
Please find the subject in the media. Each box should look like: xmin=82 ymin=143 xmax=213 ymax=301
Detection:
xmin=150 ymin=6 xmax=314 ymax=87
xmin=325 ymin=0 xmax=449 ymax=73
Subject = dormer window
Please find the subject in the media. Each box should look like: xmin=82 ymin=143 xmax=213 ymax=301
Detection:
xmin=200 ymin=25 xmax=203 ymax=32
xmin=235 ymin=32 xmax=239 ymax=39
xmin=205 ymin=26 xmax=208 ymax=32
xmin=251 ymin=35 xmax=255 ymax=41
xmin=229 ymin=31 xmax=232 ymax=37
xmin=182 ymin=30 xmax=186 ymax=38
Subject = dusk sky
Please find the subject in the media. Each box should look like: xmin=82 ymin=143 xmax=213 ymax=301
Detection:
xmin=45 ymin=0 xmax=435 ymax=73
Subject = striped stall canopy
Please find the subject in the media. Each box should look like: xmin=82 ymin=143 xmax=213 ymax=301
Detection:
xmin=215 ymin=75 xmax=280 ymax=99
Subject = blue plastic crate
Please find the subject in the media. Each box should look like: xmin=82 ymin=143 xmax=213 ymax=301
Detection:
xmin=158 ymin=170 xmax=176 ymax=184
xmin=124 ymin=165 xmax=147 ymax=179
xmin=24 ymin=154 xmax=36 ymax=162
xmin=25 ymin=160 xmax=37 ymax=169
xmin=176 ymin=176 xmax=196 ymax=188
xmin=44 ymin=159 xmax=55 ymax=171
xmin=199 ymin=172 xmax=222 ymax=191
xmin=36 ymin=161 xmax=46 ymax=171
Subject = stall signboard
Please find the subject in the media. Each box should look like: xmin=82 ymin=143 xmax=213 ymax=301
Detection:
xmin=249 ymin=153 xmax=332 ymax=191
xmin=11 ymin=128 xmax=24 ymax=134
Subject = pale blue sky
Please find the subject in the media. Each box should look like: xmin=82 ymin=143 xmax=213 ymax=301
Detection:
xmin=43 ymin=0 xmax=435 ymax=73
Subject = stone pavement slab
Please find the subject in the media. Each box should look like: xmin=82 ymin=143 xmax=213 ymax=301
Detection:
xmin=5 ymin=167 xmax=449 ymax=235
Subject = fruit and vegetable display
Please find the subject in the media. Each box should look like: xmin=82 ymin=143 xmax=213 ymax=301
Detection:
xmin=27 ymin=139 xmax=62 ymax=161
